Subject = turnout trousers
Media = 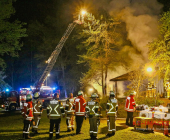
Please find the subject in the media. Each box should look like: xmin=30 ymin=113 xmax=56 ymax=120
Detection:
xmin=89 ymin=116 xmax=100 ymax=137
xmin=49 ymin=118 xmax=61 ymax=137
xmin=107 ymin=116 xmax=116 ymax=134
xmin=126 ymin=111 xmax=133 ymax=126
xmin=75 ymin=115 xmax=84 ymax=134
xmin=23 ymin=120 xmax=31 ymax=137
xmin=66 ymin=114 xmax=75 ymax=130
xmin=32 ymin=114 xmax=41 ymax=131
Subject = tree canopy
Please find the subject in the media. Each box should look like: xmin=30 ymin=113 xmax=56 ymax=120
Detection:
xmin=0 ymin=0 xmax=27 ymax=69
xmin=148 ymin=11 xmax=170 ymax=83
xmin=77 ymin=14 xmax=131 ymax=95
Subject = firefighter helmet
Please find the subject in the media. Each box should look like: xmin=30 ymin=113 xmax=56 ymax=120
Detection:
xmin=109 ymin=91 xmax=115 ymax=97
xmin=70 ymin=93 xmax=73 ymax=98
xmin=130 ymin=91 xmax=135 ymax=96
xmin=90 ymin=93 xmax=98 ymax=98
xmin=34 ymin=92 xmax=39 ymax=99
xmin=26 ymin=94 xmax=32 ymax=101
xmin=78 ymin=91 xmax=83 ymax=96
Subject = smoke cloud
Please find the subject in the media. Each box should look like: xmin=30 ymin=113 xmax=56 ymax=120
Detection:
xmin=84 ymin=0 xmax=163 ymax=96
xmin=86 ymin=0 xmax=163 ymax=63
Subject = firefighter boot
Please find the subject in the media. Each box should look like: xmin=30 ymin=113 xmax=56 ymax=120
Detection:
xmin=22 ymin=133 xmax=25 ymax=139
xmin=56 ymin=134 xmax=62 ymax=139
xmin=25 ymin=134 xmax=31 ymax=139
xmin=34 ymin=130 xmax=39 ymax=134
xmin=49 ymin=134 xmax=53 ymax=139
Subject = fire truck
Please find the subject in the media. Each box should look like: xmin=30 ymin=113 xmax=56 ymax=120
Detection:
xmin=31 ymin=86 xmax=60 ymax=107
xmin=0 ymin=90 xmax=22 ymax=111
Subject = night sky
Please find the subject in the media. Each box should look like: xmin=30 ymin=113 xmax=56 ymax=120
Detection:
xmin=2 ymin=0 xmax=170 ymax=93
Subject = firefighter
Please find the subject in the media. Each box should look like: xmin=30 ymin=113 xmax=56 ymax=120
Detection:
xmin=106 ymin=91 xmax=118 ymax=137
xmin=54 ymin=93 xmax=60 ymax=100
xmin=86 ymin=93 xmax=101 ymax=139
xmin=32 ymin=92 xmax=43 ymax=134
xmin=125 ymin=91 xmax=136 ymax=126
xmin=21 ymin=94 xmax=33 ymax=139
xmin=65 ymin=93 xmax=75 ymax=132
xmin=73 ymin=90 xmax=86 ymax=134
xmin=47 ymin=93 xmax=65 ymax=139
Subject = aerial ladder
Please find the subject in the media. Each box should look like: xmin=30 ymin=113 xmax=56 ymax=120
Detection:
xmin=34 ymin=12 xmax=86 ymax=92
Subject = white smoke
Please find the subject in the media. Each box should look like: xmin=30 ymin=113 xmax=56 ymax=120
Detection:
xmin=84 ymin=0 xmax=163 ymax=96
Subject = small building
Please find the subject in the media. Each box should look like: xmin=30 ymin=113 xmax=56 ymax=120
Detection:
xmin=110 ymin=71 xmax=165 ymax=98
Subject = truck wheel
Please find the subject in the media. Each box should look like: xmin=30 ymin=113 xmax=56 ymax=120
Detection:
xmin=9 ymin=104 xmax=16 ymax=111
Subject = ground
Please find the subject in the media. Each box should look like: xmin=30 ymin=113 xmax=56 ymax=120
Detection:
xmin=0 ymin=110 xmax=170 ymax=140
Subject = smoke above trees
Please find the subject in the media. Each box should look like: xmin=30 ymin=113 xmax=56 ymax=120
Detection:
xmin=85 ymin=0 xmax=163 ymax=65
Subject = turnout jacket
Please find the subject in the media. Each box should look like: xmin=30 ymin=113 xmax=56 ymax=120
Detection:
xmin=47 ymin=99 xmax=64 ymax=119
xmin=73 ymin=95 xmax=86 ymax=116
xmin=21 ymin=101 xmax=33 ymax=121
xmin=106 ymin=97 xmax=118 ymax=116
xmin=86 ymin=100 xmax=100 ymax=117
xmin=124 ymin=95 xmax=136 ymax=112
xmin=32 ymin=99 xmax=42 ymax=115
xmin=65 ymin=97 xmax=75 ymax=115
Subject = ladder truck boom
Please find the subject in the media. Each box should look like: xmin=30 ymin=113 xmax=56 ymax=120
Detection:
xmin=35 ymin=19 xmax=84 ymax=91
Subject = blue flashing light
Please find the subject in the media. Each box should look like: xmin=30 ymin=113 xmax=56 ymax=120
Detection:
xmin=6 ymin=89 xmax=9 ymax=92
xmin=53 ymin=87 xmax=56 ymax=90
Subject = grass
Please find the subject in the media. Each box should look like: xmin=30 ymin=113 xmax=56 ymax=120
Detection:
xmin=0 ymin=110 xmax=170 ymax=140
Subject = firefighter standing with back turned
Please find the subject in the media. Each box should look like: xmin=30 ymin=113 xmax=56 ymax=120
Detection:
xmin=73 ymin=91 xmax=86 ymax=134
xmin=32 ymin=92 xmax=43 ymax=134
xmin=125 ymin=91 xmax=136 ymax=126
xmin=21 ymin=94 xmax=33 ymax=139
xmin=86 ymin=93 xmax=101 ymax=139
xmin=106 ymin=91 xmax=118 ymax=137
xmin=65 ymin=93 xmax=75 ymax=132
xmin=47 ymin=93 xmax=65 ymax=139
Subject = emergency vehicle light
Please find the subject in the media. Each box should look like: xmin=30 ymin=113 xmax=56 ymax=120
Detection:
xmin=6 ymin=89 xmax=9 ymax=92
xmin=20 ymin=88 xmax=31 ymax=91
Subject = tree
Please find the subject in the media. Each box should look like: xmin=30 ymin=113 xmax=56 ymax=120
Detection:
xmin=127 ymin=68 xmax=148 ymax=98
xmin=148 ymin=11 xmax=170 ymax=84
xmin=0 ymin=0 xmax=27 ymax=69
xmin=26 ymin=0 xmax=87 ymax=96
xmin=77 ymin=14 xmax=130 ymax=96
xmin=0 ymin=71 xmax=12 ymax=91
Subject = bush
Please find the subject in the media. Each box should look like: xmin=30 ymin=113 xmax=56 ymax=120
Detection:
xmin=136 ymin=96 xmax=164 ymax=106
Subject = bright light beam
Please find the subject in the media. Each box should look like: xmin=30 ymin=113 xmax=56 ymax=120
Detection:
xmin=89 ymin=88 xmax=93 ymax=92
xmin=147 ymin=67 xmax=152 ymax=72
xmin=81 ymin=10 xmax=86 ymax=15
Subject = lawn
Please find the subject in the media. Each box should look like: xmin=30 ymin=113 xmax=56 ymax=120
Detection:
xmin=0 ymin=110 xmax=170 ymax=140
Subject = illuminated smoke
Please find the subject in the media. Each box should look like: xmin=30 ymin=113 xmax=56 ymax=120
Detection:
xmin=83 ymin=0 xmax=163 ymax=96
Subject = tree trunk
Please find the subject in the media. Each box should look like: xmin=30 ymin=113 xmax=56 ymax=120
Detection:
xmin=104 ymin=65 xmax=108 ymax=96
xmin=61 ymin=64 xmax=67 ymax=98
xmin=101 ymin=64 xmax=104 ymax=96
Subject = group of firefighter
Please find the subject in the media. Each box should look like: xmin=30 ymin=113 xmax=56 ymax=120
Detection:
xmin=21 ymin=90 xmax=136 ymax=139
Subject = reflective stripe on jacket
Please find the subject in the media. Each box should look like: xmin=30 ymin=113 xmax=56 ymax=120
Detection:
xmin=65 ymin=98 xmax=75 ymax=115
xmin=47 ymin=99 xmax=64 ymax=119
xmin=106 ymin=98 xmax=118 ymax=116
xmin=73 ymin=95 xmax=86 ymax=116
xmin=22 ymin=101 xmax=33 ymax=120
xmin=86 ymin=100 xmax=100 ymax=117
xmin=125 ymin=95 xmax=136 ymax=112
xmin=33 ymin=99 xmax=42 ymax=115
